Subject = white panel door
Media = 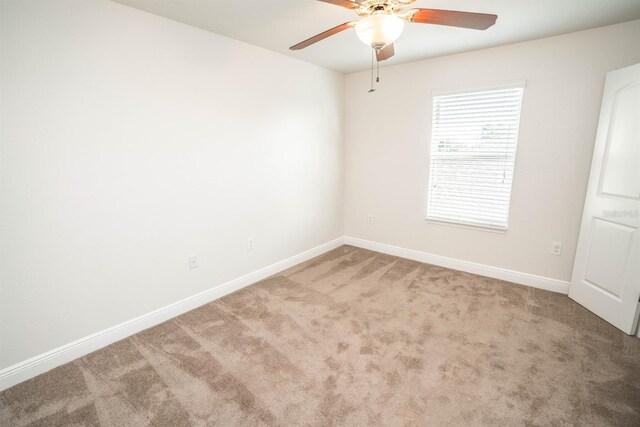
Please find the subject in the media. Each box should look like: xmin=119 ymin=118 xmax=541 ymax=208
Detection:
xmin=570 ymin=63 xmax=640 ymax=335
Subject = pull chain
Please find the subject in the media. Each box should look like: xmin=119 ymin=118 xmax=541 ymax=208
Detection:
xmin=369 ymin=48 xmax=376 ymax=93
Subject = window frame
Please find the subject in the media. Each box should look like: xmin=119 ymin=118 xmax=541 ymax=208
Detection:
xmin=426 ymin=81 xmax=526 ymax=232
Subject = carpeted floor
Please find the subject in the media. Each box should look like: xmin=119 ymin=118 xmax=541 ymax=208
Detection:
xmin=1 ymin=245 xmax=639 ymax=426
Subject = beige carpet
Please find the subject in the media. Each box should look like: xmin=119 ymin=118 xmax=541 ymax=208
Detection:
xmin=1 ymin=245 xmax=639 ymax=426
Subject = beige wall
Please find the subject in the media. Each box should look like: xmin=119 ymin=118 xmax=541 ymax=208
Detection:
xmin=344 ymin=19 xmax=640 ymax=282
xmin=0 ymin=0 xmax=344 ymax=369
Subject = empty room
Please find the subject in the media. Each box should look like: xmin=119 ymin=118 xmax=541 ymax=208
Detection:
xmin=1 ymin=0 xmax=640 ymax=425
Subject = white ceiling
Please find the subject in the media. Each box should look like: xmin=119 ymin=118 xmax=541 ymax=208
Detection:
xmin=112 ymin=0 xmax=640 ymax=74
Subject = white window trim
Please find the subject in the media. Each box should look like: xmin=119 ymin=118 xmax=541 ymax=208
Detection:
xmin=426 ymin=218 xmax=509 ymax=234
xmin=426 ymin=82 xmax=526 ymax=231
xmin=431 ymin=80 xmax=527 ymax=97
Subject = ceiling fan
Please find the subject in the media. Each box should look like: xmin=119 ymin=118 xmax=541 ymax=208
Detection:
xmin=290 ymin=0 xmax=498 ymax=62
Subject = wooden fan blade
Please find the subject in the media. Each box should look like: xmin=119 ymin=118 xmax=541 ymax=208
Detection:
xmin=290 ymin=22 xmax=356 ymax=50
xmin=407 ymin=8 xmax=497 ymax=30
xmin=376 ymin=44 xmax=395 ymax=61
xmin=317 ymin=0 xmax=362 ymax=10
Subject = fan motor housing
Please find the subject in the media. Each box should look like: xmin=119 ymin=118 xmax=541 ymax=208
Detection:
xmin=356 ymin=0 xmax=415 ymax=17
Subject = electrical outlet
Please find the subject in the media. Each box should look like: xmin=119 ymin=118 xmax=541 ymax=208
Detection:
xmin=550 ymin=242 xmax=563 ymax=256
xmin=188 ymin=255 xmax=198 ymax=269
xmin=367 ymin=215 xmax=374 ymax=225
xmin=248 ymin=237 xmax=255 ymax=251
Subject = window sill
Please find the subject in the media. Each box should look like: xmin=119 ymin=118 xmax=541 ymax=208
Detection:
xmin=425 ymin=218 xmax=508 ymax=234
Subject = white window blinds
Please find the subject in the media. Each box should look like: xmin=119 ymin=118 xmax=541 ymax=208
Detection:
xmin=427 ymin=84 xmax=525 ymax=230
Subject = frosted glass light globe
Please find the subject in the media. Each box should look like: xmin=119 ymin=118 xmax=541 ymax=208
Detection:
xmin=355 ymin=14 xmax=405 ymax=49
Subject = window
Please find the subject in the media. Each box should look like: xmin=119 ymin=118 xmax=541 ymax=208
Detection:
xmin=427 ymin=84 xmax=525 ymax=230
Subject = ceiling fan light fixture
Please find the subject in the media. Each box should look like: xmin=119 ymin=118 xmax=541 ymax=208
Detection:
xmin=355 ymin=14 xmax=404 ymax=49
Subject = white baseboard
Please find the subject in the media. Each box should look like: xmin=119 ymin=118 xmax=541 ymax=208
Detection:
xmin=0 ymin=237 xmax=344 ymax=392
xmin=344 ymin=236 xmax=570 ymax=295
xmin=0 ymin=235 xmax=576 ymax=391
